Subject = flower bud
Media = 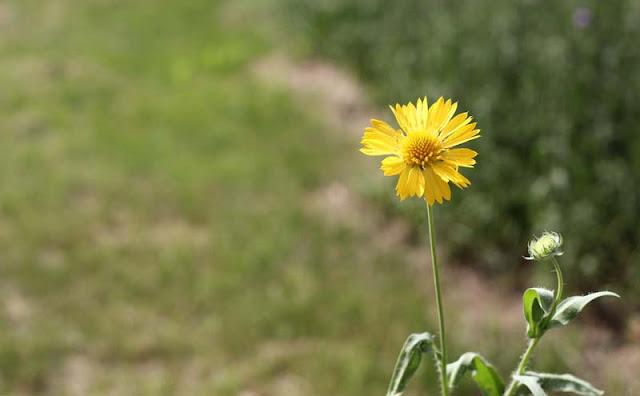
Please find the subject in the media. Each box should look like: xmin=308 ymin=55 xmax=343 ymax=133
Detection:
xmin=525 ymin=231 xmax=563 ymax=261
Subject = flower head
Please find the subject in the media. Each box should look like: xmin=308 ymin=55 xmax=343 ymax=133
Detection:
xmin=360 ymin=96 xmax=480 ymax=205
xmin=525 ymin=231 xmax=564 ymax=261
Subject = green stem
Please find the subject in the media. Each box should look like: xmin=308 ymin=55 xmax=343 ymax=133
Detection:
xmin=539 ymin=256 xmax=565 ymax=331
xmin=503 ymin=256 xmax=564 ymax=396
xmin=503 ymin=337 xmax=541 ymax=396
xmin=426 ymin=205 xmax=449 ymax=396
xmin=548 ymin=256 xmax=564 ymax=316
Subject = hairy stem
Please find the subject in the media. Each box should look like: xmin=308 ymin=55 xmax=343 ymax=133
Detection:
xmin=426 ymin=205 xmax=449 ymax=396
xmin=503 ymin=337 xmax=541 ymax=396
xmin=548 ymin=256 xmax=564 ymax=316
xmin=539 ymin=256 xmax=565 ymax=331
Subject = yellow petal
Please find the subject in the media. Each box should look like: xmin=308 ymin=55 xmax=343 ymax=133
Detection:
xmin=404 ymin=102 xmax=419 ymax=131
xmin=425 ymin=166 xmax=445 ymax=204
xmin=442 ymin=148 xmax=477 ymax=168
xmin=431 ymin=162 xmax=459 ymax=182
xmin=452 ymin=172 xmax=471 ymax=188
xmin=390 ymin=104 xmax=411 ymax=133
xmin=405 ymin=166 xmax=421 ymax=197
xmin=432 ymin=162 xmax=470 ymax=189
xmin=360 ymin=147 xmax=393 ymax=156
xmin=442 ymin=123 xmax=480 ymax=148
xmin=433 ymin=166 xmax=453 ymax=204
xmin=438 ymin=100 xmax=458 ymax=132
xmin=371 ymin=119 xmax=401 ymax=138
xmin=363 ymin=127 xmax=399 ymax=148
xmin=441 ymin=113 xmax=471 ymax=138
xmin=448 ymin=170 xmax=470 ymax=188
xmin=426 ymin=97 xmax=445 ymax=131
xmin=380 ymin=156 xmax=405 ymax=176
xmin=361 ymin=130 xmax=401 ymax=156
xmin=416 ymin=167 xmax=425 ymax=197
xmin=396 ymin=167 xmax=411 ymax=200
xmin=422 ymin=167 xmax=437 ymax=205
xmin=443 ymin=131 xmax=481 ymax=149
xmin=439 ymin=177 xmax=452 ymax=201
xmin=416 ymin=97 xmax=429 ymax=129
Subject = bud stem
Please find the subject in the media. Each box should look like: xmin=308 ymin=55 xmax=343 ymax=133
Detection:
xmin=544 ymin=256 xmax=564 ymax=327
xmin=503 ymin=256 xmax=564 ymax=396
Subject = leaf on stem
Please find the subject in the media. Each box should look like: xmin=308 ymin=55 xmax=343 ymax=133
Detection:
xmin=386 ymin=332 xmax=437 ymax=396
xmin=513 ymin=375 xmax=547 ymax=396
xmin=447 ymin=352 xmax=505 ymax=396
xmin=522 ymin=372 xmax=604 ymax=395
xmin=522 ymin=288 xmax=554 ymax=338
xmin=548 ymin=291 xmax=620 ymax=329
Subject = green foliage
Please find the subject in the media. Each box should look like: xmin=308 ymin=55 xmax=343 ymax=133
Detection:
xmin=513 ymin=375 xmax=547 ymax=396
xmin=287 ymin=0 xmax=640 ymax=301
xmin=522 ymin=288 xmax=555 ymax=338
xmin=447 ymin=352 xmax=504 ymax=396
xmin=386 ymin=333 xmax=437 ymax=396
xmin=522 ymin=287 xmax=618 ymax=341
xmin=517 ymin=372 xmax=604 ymax=396
xmin=549 ymin=292 xmax=620 ymax=329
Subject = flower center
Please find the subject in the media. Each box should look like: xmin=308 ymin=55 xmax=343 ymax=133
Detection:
xmin=401 ymin=130 xmax=441 ymax=168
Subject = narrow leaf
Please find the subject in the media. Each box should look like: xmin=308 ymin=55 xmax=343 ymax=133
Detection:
xmin=386 ymin=332 xmax=437 ymax=396
xmin=524 ymin=372 xmax=604 ymax=395
xmin=447 ymin=352 xmax=504 ymax=396
xmin=514 ymin=375 xmax=547 ymax=396
xmin=549 ymin=291 xmax=620 ymax=329
xmin=523 ymin=288 xmax=554 ymax=338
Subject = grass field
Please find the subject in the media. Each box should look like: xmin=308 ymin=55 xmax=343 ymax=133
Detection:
xmin=0 ymin=0 xmax=636 ymax=395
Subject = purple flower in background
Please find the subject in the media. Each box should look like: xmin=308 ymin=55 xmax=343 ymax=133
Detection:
xmin=573 ymin=7 xmax=593 ymax=28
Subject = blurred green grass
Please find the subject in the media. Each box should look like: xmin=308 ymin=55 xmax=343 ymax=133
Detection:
xmin=0 ymin=0 xmax=635 ymax=395
xmin=0 ymin=0 xmax=426 ymax=394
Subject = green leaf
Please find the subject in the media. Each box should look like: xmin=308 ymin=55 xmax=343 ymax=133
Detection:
xmin=514 ymin=375 xmax=547 ymax=396
xmin=386 ymin=332 xmax=437 ymax=396
xmin=523 ymin=288 xmax=554 ymax=338
xmin=447 ymin=352 xmax=505 ymax=396
xmin=548 ymin=291 xmax=620 ymax=329
xmin=523 ymin=372 xmax=604 ymax=395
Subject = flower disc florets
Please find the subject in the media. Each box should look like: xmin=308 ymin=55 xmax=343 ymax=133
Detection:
xmin=401 ymin=131 xmax=442 ymax=168
xmin=525 ymin=231 xmax=563 ymax=261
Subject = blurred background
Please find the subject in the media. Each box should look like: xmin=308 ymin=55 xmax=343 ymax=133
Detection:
xmin=0 ymin=0 xmax=638 ymax=394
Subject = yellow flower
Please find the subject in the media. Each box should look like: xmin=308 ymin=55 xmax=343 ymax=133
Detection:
xmin=360 ymin=96 xmax=480 ymax=205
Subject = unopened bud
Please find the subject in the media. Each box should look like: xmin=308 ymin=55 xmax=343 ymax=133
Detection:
xmin=525 ymin=231 xmax=563 ymax=261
